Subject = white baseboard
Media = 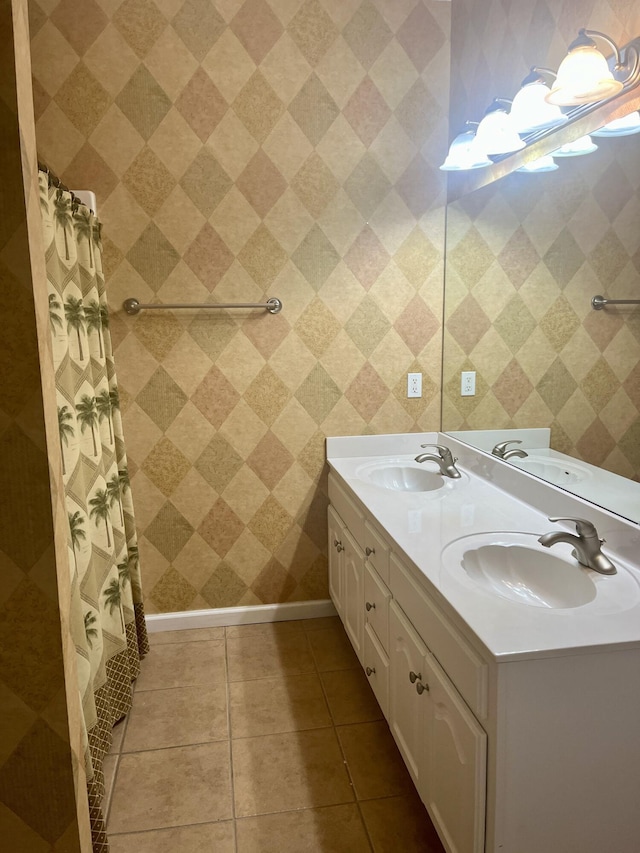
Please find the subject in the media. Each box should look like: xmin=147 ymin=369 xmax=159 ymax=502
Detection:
xmin=145 ymin=599 xmax=337 ymax=633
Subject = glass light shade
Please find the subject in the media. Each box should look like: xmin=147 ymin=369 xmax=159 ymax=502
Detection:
xmin=510 ymin=82 xmax=568 ymax=134
xmin=439 ymin=131 xmax=492 ymax=171
xmin=552 ymin=135 xmax=598 ymax=157
xmin=546 ymin=45 xmax=623 ymax=106
xmin=516 ymin=155 xmax=559 ymax=173
xmin=592 ymin=111 xmax=640 ymax=137
xmin=474 ymin=110 xmax=526 ymax=156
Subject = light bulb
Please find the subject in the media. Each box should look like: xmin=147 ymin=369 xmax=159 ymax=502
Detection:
xmin=439 ymin=131 xmax=492 ymax=171
xmin=546 ymin=31 xmax=623 ymax=106
xmin=592 ymin=111 xmax=640 ymax=137
xmin=510 ymin=81 xmax=568 ymax=135
xmin=552 ymin=135 xmax=598 ymax=157
xmin=516 ymin=155 xmax=559 ymax=173
xmin=474 ymin=109 xmax=525 ymax=156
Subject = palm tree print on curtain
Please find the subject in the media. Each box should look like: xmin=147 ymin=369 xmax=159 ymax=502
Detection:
xmin=76 ymin=393 xmax=99 ymax=456
xmin=106 ymin=473 xmax=122 ymax=523
xmin=64 ymin=295 xmax=86 ymax=361
xmin=85 ymin=300 xmax=105 ymax=358
xmin=68 ymin=511 xmax=86 ymax=572
xmin=96 ymin=390 xmax=113 ymax=444
xmin=89 ymin=487 xmax=112 ymax=548
xmin=39 ymin=170 xmax=148 ymax=853
xmin=58 ymin=405 xmax=74 ymax=475
xmin=49 ymin=292 xmax=63 ymax=334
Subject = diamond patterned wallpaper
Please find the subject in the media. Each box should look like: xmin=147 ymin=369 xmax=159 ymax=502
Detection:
xmin=30 ymin=0 xmax=451 ymax=612
xmin=443 ymin=0 xmax=640 ymax=483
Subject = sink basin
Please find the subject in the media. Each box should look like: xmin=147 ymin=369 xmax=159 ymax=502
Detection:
xmin=361 ymin=463 xmax=445 ymax=492
xmin=442 ymin=532 xmax=640 ymax=611
xmin=509 ymin=456 xmax=589 ymax=486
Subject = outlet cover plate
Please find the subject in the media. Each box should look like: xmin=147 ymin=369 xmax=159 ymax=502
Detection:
xmin=461 ymin=371 xmax=476 ymax=396
xmin=407 ymin=372 xmax=422 ymax=398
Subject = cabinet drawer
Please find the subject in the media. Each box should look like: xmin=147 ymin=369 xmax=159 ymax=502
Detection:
xmin=390 ymin=554 xmax=488 ymax=719
xmin=328 ymin=474 xmax=364 ymax=548
xmin=364 ymin=520 xmax=390 ymax=584
xmin=364 ymin=623 xmax=389 ymax=719
xmin=364 ymin=562 xmax=391 ymax=654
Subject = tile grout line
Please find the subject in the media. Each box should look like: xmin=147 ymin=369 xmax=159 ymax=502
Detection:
xmin=103 ymin=751 xmax=121 ymax=833
xmin=224 ymin=629 xmax=239 ymax=853
xmin=104 ymin=696 xmax=132 ymax=831
xmin=316 ymin=659 xmax=376 ymax=853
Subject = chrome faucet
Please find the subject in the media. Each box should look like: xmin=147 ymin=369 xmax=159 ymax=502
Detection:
xmin=492 ymin=439 xmax=528 ymax=460
xmin=538 ymin=517 xmax=617 ymax=575
xmin=414 ymin=444 xmax=461 ymax=479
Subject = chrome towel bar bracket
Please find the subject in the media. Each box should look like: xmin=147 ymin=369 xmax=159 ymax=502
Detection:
xmin=123 ymin=297 xmax=283 ymax=315
xmin=592 ymin=295 xmax=640 ymax=310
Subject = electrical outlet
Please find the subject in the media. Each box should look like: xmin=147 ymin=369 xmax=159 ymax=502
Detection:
xmin=461 ymin=370 xmax=476 ymax=396
xmin=407 ymin=372 xmax=422 ymax=398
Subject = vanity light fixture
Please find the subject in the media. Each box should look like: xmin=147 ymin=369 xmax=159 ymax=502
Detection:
xmin=445 ymin=30 xmax=640 ymax=184
xmin=545 ymin=29 xmax=628 ymax=106
xmin=552 ymin=134 xmax=598 ymax=157
xmin=439 ymin=129 xmax=492 ymax=171
xmin=592 ymin=110 xmax=640 ymax=136
xmin=474 ymin=100 xmax=526 ymax=156
xmin=510 ymin=68 xmax=568 ymax=135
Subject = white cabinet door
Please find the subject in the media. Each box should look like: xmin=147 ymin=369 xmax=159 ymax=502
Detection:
xmin=389 ymin=600 xmax=429 ymax=786
xmin=327 ymin=505 xmax=344 ymax=617
xmin=363 ymin=623 xmax=389 ymax=719
xmin=422 ymin=652 xmax=486 ymax=853
xmin=342 ymin=528 xmax=364 ymax=663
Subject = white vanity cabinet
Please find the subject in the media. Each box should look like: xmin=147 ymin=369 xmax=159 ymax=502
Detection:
xmin=327 ymin=444 xmax=640 ymax=853
xmin=328 ymin=474 xmax=487 ymax=853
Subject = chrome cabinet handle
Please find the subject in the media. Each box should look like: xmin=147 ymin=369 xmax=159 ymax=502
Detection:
xmin=409 ymin=670 xmax=421 ymax=684
xmin=365 ymin=666 xmax=376 ymax=676
xmin=416 ymin=680 xmax=429 ymax=695
xmin=365 ymin=546 xmax=375 ymax=556
xmin=365 ymin=601 xmax=375 ymax=611
xmin=333 ymin=539 xmax=344 ymax=552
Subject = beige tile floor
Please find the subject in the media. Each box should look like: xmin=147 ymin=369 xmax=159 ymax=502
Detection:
xmin=104 ymin=617 xmax=445 ymax=852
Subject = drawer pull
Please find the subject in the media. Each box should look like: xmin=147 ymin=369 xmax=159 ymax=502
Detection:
xmin=365 ymin=546 xmax=375 ymax=556
xmin=409 ymin=670 xmax=421 ymax=684
xmin=416 ymin=680 xmax=429 ymax=695
xmin=365 ymin=601 xmax=376 ymax=611
xmin=333 ymin=539 xmax=344 ymax=552
xmin=365 ymin=666 xmax=376 ymax=676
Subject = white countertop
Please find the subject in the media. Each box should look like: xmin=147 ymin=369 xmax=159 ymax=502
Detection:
xmin=327 ymin=432 xmax=640 ymax=662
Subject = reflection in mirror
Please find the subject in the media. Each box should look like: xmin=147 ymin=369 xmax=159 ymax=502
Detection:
xmin=441 ymin=129 xmax=640 ymax=523
xmin=447 ymin=428 xmax=640 ymax=523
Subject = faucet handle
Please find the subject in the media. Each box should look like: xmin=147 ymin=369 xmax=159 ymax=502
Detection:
xmin=492 ymin=439 xmax=522 ymax=455
xmin=420 ymin=443 xmax=450 ymax=459
xmin=548 ymin=517 xmax=600 ymax=539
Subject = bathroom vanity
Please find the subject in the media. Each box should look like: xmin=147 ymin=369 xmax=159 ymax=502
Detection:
xmin=326 ymin=432 xmax=640 ymax=853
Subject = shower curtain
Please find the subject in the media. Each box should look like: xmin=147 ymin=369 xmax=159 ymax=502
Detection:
xmin=39 ymin=171 xmax=149 ymax=851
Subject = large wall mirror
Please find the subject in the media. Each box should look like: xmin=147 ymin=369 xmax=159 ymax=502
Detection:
xmin=441 ymin=128 xmax=640 ymax=522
